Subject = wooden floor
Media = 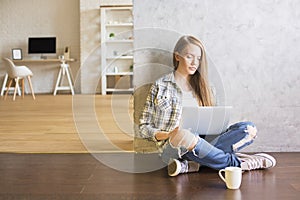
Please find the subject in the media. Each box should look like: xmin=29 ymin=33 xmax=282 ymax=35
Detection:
xmin=0 ymin=94 xmax=299 ymax=199
xmin=0 ymin=94 xmax=134 ymax=153
xmin=0 ymin=152 xmax=299 ymax=199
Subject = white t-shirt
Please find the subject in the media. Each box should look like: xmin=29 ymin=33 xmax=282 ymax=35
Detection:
xmin=181 ymin=91 xmax=198 ymax=107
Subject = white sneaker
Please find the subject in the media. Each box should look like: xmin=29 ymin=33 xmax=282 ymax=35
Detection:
xmin=168 ymin=159 xmax=200 ymax=177
xmin=237 ymin=153 xmax=276 ymax=171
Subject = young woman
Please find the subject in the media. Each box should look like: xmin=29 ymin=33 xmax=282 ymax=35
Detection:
xmin=139 ymin=35 xmax=276 ymax=176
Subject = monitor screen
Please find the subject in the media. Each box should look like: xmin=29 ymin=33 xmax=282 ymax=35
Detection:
xmin=28 ymin=37 xmax=56 ymax=54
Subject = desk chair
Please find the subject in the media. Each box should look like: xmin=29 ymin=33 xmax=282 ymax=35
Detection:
xmin=1 ymin=73 xmax=21 ymax=96
xmin=3 ymin=58 xmax=35 ymax=101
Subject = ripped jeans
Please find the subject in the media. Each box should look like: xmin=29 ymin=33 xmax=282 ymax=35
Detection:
xmin=161 ymin=121 xmax=257 ymax=170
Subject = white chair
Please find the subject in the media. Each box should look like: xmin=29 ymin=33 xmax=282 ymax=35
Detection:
xmin=1 ymin=73 xmax=21 ymax=96
xmin=3 ymin=58 xmax=35 ymax=100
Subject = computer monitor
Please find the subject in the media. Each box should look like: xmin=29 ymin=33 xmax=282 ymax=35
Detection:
xmin=28 ymin=37 xmax=56 ymax=54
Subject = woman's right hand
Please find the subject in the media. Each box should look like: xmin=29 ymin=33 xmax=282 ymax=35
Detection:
xmin=154 ymin=131 xmax=171 ymax=141
xmin=155 ymin=127 xmax=179 ymax=141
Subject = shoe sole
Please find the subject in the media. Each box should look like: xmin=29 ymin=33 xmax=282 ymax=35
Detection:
xmin=168 ymin=159 xmax=181 ymax=177
xmin=254 ymin=153 xmax=276 ymax=168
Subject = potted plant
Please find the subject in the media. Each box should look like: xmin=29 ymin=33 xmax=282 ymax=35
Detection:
xmin=109 ymin=33 xmax=115 ymax=39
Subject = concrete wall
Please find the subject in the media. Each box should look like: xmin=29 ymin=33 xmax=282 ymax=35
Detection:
xmin=79 ymin=0 xmax=132 ymax=94
xmin=133 ymin=0 xmax=300 ymax=152
xmin=0 ymin=0 xmax=80 ymax=93
xmin=79 ymin=0 xmax=101 ymax=94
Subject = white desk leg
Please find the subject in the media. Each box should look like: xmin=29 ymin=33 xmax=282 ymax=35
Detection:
xmin=1 ymin=73 xmax=21 ymax=96
xmin=65 ymin=67 xmax=74 ymax=95
xmin=53 ymin=63 xmax=74 ymax=95
xmin=53 ymin=68 xmax=63 ymax=96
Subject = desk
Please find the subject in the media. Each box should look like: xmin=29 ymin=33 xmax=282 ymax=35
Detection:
xmin=12 ymin=58 xmax=75 ymax=95
xmin=13 ymin=58 xmax=75 ymax=63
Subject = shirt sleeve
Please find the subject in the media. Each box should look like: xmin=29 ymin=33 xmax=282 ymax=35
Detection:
xmin=138 ymin=83 xmax=160 ymax=142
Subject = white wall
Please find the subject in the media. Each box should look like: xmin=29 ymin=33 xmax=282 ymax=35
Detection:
xmin=133 ymin=0 xmax=300 ymax=152
xmin=0 ymin=0 xmax=80 ymax=93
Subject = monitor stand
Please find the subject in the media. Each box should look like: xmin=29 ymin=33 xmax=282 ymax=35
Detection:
xmin=40 ymin=54 xmax=47 ymax=59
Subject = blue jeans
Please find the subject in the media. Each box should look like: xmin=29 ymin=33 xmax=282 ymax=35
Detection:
xmin=161 ymin=121 xmax=256 ymax=170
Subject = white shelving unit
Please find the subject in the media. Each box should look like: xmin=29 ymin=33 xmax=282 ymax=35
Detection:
xmin=100 ymin=5 xmax=134 ymax=95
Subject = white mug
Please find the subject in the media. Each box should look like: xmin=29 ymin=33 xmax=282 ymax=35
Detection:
xmin=218 ymin=167 xmax=242 ymax=189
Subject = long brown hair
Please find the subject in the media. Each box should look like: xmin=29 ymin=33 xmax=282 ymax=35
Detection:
xmin=173 ymin=35 xmax=213 ymax=106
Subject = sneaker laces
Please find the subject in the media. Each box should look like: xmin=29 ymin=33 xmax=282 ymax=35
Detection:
xmin=241 ymin=156 xmax=265 ymax=170
xmin=180 ymin=160 xmax=189 ymax=173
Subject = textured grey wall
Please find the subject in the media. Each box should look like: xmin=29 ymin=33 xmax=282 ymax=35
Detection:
xmin=133 ymin=0 xmax=300 ymax=152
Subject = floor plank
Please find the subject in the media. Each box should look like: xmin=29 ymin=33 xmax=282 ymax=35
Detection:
xmin=0 ymin=152 xmax=299 ymax=199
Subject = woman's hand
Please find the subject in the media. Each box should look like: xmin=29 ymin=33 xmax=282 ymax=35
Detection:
xmin=154 ymin=131 xmax=170 ymax=141
xmin=154 ymin=127 xmax=179 ymax=141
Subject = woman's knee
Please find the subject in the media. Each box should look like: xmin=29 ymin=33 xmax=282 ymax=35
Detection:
xmin=232 ymin=121 xmax=257 ymax=135
xmin=240 ymin=121 xmax=257 ymax=138
xmin=245 ymin=123 xmax=257 ymax=139
xmin=231 ymin=121 xmax=257 ymax=152
xmin=244 ymin=121 xmax=256 ymax=128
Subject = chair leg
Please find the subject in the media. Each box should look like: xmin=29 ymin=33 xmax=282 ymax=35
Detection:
xmin=22 ymin=78 xmax=25 ymax=99
xmin=4 ymin=78 xmax=13 ymax=100
xmin=1 ymin=73 xmax=8 ymax=96
xmin=13 ymin=78 xmax=19 ymax=101
xmin=27 ymin=76 xmax=35 ymax=100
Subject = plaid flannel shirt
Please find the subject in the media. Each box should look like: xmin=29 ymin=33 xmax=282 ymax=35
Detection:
xmin=139 ymin=72 xmax=183 ymax=149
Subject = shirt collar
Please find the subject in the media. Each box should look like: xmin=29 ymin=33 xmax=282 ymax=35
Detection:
xmin=162 ymin=71 xmax=176 ymax=83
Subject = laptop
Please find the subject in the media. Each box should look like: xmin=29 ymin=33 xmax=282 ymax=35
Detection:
xmin=180 ymin=106 xmax=232 ymax=135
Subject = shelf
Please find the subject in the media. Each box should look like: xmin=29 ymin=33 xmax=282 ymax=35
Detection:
xmin=101 ymin=6 xmax=132 ymax=11
xmin=101 ymin=5 xmax=133 ymax=95
xmin=106 ymin=72 xmax=133 ymax=76
xmin=106 ymin=23 xmax=133 ymax=27
xmin=106 ymin=39 xmax=133 ymax=43
xmin=106 ymin=88 xmax=134 ymax=92
xmin=106 ymin=56 xmax=133 ymax=60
